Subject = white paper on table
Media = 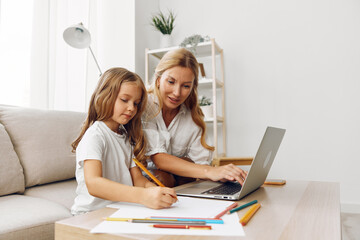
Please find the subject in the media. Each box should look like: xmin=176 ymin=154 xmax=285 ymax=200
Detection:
xmin=107 ymin=196 xmax=236 ymax=218
xmin=90 ymin=196 xmax=244 ymax=236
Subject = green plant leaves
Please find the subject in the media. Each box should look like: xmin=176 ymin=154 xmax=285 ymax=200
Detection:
xmin=151 ymin=10 xmax=176 ymax=35
xmin=199 ymin=95 xmax=212 ymax=106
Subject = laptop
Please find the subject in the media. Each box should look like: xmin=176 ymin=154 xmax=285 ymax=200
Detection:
xmin=176 ymin=126 xmax=286 ymax=200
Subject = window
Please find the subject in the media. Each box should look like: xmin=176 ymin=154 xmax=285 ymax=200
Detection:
xmin=0 ymin=0 xmax=34 ymax=107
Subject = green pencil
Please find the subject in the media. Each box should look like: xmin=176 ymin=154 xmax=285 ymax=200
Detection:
xmin=228 ymin=200 xmax=258 ymax=214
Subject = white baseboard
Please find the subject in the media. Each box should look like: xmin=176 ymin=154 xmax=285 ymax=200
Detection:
xmin=341 ymin=203 xmax=360 ymax=214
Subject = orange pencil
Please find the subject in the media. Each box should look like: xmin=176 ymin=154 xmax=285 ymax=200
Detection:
xmin=214 ymin=202 xmax=238 ymax=219
xmin=133 ymin=158 xmax=165 ymax=187
xmin=133 ymin=158 xmax=178 ymax=201
xmin=239 ymin=203 xmax=261 ymax=226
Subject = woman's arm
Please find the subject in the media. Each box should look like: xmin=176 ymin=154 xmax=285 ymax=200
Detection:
xmin=151 ymin=153 xmax=247 ymax=185
xmin=84 ymin=160 xmax=176 ymax=209
xmin=130 ymin=166 xmax=156 ymax=188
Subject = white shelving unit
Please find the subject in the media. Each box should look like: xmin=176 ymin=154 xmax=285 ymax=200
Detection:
xmin=145 ymin=38 xmax=226 ymax=158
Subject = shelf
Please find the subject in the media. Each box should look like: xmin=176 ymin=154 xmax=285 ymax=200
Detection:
xmin=198 ymin=78 xmax=224 ymax=88
xmin=147 ymin=41 xmax=222 ymax=59
xmin=145 ymin=38 xmax=226 ymax=158
xmin=204 ymin=116 xmax=224 ymax=123
xmin=212 ymin=157 xmax=253 ymax=166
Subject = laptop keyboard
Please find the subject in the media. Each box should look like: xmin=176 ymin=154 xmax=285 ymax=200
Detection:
xmin=202 ymin=182 xmax=242 ymax=195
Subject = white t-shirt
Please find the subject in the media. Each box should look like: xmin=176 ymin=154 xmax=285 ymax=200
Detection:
xmin=142 ymin=94 xmax=213 ymax=169
xmin=71 ymin=121 xmax=136 ymax=215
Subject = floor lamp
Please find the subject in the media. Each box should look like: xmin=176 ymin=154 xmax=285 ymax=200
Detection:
xmin=63 ymin=23 xmax=102 ymax=76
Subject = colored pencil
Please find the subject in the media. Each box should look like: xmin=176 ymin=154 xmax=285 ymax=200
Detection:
xmin=133 ymin=158 xmax=165 ymax=187
xmin=133 ymin=158 xmax=178 ymax=201
xmin=239 ymin=203 xmax=261 ymax=226
xmin=133 ymin=220 xmax=205 ymax=225
xmin=214 ymin=202 xmax=238 ymax=219
xmin=150 ymin=216 xmax=224 ymax=224
xmin=104 ymin=217 xmax=176 ymax=222
xmin=104 ymin=217 xmax=206 ymax=225
xmin=228 ymin=200 xmax=258 ymax=214
xmin=151 ymin=224 xmax=212 ymax=230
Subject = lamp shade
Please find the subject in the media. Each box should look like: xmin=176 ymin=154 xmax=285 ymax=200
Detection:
xmin=63 ymin=23 xmax=91 ymax=49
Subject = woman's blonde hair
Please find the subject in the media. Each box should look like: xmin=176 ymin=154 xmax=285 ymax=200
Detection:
xmin=148 ymin=48 xmax=214 ymax=151
xmin=72 ymin=67 xmax=148 ymax=161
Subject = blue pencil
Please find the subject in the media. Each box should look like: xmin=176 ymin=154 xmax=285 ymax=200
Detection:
xmin=150 ymin=216 xmax=224 ymax=224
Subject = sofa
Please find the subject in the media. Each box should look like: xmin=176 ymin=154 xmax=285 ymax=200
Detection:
xmin=0 ymin=105 xmax=86 ymax=240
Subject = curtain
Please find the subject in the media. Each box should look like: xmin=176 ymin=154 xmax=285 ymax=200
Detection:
xmin=30 ymin=0 xmax=91 ymax=111
xmin=0 ymin=0 xmax=34 ymax=106
xmin=29 ymin=0 xmax=135 ymax=111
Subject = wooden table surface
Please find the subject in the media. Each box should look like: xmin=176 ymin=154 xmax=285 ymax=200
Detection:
xmin=55 ymin=180 xmax=340 ymax=240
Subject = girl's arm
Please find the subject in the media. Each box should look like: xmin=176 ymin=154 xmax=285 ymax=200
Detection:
xmin=84 ymin=159 xmax=176 ymax=209
xmin=151 ymin=153 xmax=247 ymax=185
xmin=130 ymin=166 xmax=156 ymax=188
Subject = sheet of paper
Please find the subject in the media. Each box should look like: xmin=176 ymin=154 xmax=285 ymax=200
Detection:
xmin=107 ymin=196 xmax=236 ymax=218
xmin=90 ymin=197 xmax=244 ymax=236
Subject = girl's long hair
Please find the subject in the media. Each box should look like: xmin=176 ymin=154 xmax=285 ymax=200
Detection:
xmin=148 ymin=48 xmax=214 ymax=151
xmin=72 ymin=67 xmax=148 ymax=161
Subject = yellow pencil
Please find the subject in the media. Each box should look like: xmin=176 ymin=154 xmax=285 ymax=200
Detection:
xmin=133 ymin=158 xmax=165 ymax=187
xmin=104 ymin=217 xmax=177 ymax=222
xmin=133 ymin=158 xmax=178 ymax=201
xmin=239 ymin=203 xmax=261 ymax=226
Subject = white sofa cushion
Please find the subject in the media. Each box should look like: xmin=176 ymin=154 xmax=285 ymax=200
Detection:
xmin=24 ymin=179 xmax=77 ymax=210
xmin=0 ymin=122 xmax=25 ymax=196
xmin=0 ymin=195 xmax=72 ymax=240
xmin=0 ymin=105 xmax=86 ymax=187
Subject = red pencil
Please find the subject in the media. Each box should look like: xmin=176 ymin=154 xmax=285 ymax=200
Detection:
xmin=151 ymin=224 xmax=212 ymax=230
xmin=214 ymin=202 xmax=238 ymax=219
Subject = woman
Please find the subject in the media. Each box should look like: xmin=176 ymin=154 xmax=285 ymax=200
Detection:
xmin=142 ymin=48 xmax=247 ymax=187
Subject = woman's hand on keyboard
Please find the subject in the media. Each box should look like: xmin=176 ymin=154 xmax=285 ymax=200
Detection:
xmin=205 ymin=164 xmax=248 ymax=185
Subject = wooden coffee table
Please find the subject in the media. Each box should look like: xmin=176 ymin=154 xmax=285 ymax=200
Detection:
xmin=55 ymin=181 xmax=340 ymax=240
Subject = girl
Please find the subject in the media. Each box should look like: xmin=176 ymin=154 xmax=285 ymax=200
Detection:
xmin=142 ymin=48 xmax=248 ymax=187
xmin=71 ymin=67 xmax=176 ymax=215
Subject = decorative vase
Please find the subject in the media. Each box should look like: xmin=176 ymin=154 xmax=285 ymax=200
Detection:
xmin=200 ymin=105 xmax=213 ymax=119
xmin=160 ymin=34 xmax=172 ymax=48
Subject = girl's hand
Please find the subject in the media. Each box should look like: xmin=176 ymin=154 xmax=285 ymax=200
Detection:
xmin=144 ymin=181 xmax=157 ymax=188
xmin=205 ymin=164 xmax=248 ymax=185
xmin=140 ymin=187 xmax=177 ymax=209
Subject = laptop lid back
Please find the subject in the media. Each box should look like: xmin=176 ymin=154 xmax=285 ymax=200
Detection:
xmin=176 ymin=126 xmax=285 ymax=200
xmin=237 ymin=126 xmax=286 ymax=199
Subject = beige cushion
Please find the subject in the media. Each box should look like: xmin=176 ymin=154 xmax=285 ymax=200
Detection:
xmin=0 ymin=123 xmax=25 ymax=196
xmin=0 ymin=105 xmax=86 ymax=187
xmin=24 ymin=179 xmax=77 ymax=210
xmin=0 ymin=195 xmax=71 ymax=240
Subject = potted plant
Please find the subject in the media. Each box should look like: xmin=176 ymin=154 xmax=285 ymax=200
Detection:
xmin=150 ymin=10 xmax=176 ymax=48
xmin=179 ymin=34 xmax=210 ymax=54
xmin=199 ymin=96 xmax=213 ymax=119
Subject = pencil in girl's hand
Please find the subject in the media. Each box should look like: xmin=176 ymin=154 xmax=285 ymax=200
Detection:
xmin=133 ymin=158 xmax=165 ymax=187
xmin=133 ymin=158 xmax=178 ymax=201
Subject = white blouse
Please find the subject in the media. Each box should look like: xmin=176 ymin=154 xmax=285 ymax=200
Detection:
xmin=142 ymin=94 xmax=213 ymax=168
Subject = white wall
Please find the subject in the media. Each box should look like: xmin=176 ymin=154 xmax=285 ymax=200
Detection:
xmin=85 ymin=0 xmax=136 ymax=110
xmin=135 ymin=0 xmax=360 ymax=210
xmin=135 ymin=0 xmax=159 ymax=78
xmin=95 ymin=0 xmax=135 ymax=71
